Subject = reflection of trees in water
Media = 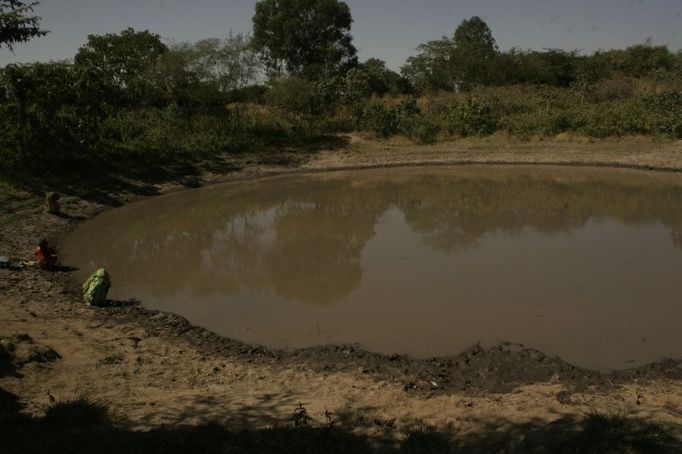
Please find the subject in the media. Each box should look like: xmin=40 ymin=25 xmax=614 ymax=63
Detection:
xmin=672 ymin=228 xmax=682 ymax=249
xmin=76 ymin=170 xmax=682 ymax=305
xmin=84 ymin=179 xmax=390 ymax=304
xmin=397 ymin=174 xmax=682 ymax=253
xmin=267 ymin=190 xmax=388 ymax=304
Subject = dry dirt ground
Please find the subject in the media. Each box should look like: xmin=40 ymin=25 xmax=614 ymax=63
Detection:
xmin=2 ymin=135 xmax=682 ymax=449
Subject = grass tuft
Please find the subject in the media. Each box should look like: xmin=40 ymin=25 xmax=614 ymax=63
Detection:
xmin=400 ymin=421 xmax=455 ymax=454
xmin=41 ymin=394 xmax=112 ymax=427
xmin=574 ymin=412 xmax=680 ymax=453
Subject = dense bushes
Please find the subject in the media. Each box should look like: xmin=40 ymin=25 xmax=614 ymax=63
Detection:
xmin=0 ymin=62 xmax=101 ymax=172
xmin=3 ymin=60 xmax=682 ymax=181
xmin=360 ymin=102 xmax=397 ymax=137
xmin=402 ymin=17 xmax=682 ymax=95
xmin=351 ymin=82 xmax=682 ymax=141
xmin=448 ymin=98 xmax=498 ymax=136
xmin=357 ymin=97 xmax=440 ymax=143
xmin=3 ymin=26 xmax=682 ymax=181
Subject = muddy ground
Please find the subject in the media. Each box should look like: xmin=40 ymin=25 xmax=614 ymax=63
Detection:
xmin=2 ymin=135 xmax=682 ymax=449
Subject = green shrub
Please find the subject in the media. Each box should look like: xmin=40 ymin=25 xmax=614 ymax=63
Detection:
xmin=266 ymin=76 xmax=314 ymax=115
xmin=6 ymin=55 xmax=682 ymax=182
xmin=343 ymin=68 xmax=372 ymax=104
xmin=591 ymin=77 xmax=637 ymax=102
xmin=450 ymin=98 xmax=499 ymax=136
xmin=404 ymin=116 xmax=441 ymax=143
xmin=500 ymin=109 xmax=573 ymax=137
xmin=361 ymin=102 xmax=398 ymax=137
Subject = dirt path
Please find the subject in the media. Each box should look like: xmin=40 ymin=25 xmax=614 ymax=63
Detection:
xmin=2 ymin=136 xmax=682 ymax=443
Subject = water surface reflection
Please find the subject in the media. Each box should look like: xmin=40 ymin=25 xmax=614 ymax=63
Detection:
xmin=63 ymin=166 xmax=682 ymax=369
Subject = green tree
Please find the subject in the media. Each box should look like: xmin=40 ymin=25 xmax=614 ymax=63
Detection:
xmin=0 ymin=62 xmax=99 ymax=170
xmin=159 ymin=34 xmax=262 ymax=129
xmin=599 ymin=41 xmax=676 ymax=77
xmin=74 ymin=28 xmax=168 ymax=106
xmin=489 ymin=48 xmax=581 ymax=87
xmin=401 ymin=37 xmax=457 ymax=92
xmin=181 ymin=33 xmax=261 ymax=96
xmin=154 ymin=45 xmax=205 ymax=128
xmin=452 ymin=16 xmax=498 ymax=88
xmin=0 ymin=0 xmax=47 ymax=50
xmin=359 ymin=58 xmax=408 ymax=95
xmin=252 ymin=0 xmax=357 ymax=78
xmin=401 ymin=16 xmax=498 ymax=92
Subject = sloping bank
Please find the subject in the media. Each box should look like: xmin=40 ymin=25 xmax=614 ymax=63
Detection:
xmin=2 ymin=136 xmax=682 ymax=435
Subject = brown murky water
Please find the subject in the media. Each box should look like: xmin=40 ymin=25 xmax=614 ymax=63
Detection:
xmin=62 ymin=166 xmax=682 ymax=370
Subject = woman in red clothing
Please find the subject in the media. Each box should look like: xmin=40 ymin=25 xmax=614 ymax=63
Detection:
xmin=34 ymin=239 xmax=58 ymax=269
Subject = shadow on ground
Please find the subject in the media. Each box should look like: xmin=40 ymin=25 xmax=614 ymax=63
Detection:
xmin=1 ymin=386 xmax=680 ymax=454
xmin=3 ymin=134 xmax=350 ymax=207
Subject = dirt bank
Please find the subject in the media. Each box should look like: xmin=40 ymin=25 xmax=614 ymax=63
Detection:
xmin=2 ymin=136 xmax=682 ymax=445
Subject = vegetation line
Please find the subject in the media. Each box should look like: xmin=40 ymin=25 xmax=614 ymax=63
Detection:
xmin=2 ymin=0 xmax=682 ymax=185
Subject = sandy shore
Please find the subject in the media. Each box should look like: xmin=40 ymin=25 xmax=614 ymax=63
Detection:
xmin=2 ymin=136 xmax=682 ymax=444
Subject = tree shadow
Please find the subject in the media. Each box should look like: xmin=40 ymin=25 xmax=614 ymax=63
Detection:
xmin=0 ymin=347 xmax=16 ymax=378
xmin=450 ymin=413 xmax=682 ymax=453
xmin=5 ymin=134 xmax=350 ymax=207
xmin=7 ymin=170 xmax=159 ymax=207
xmin=227 ymin=134 xmax=351 ymax=167
xmin=4 ymin=150 xmax=205 ymax=207
xmin=1 ymin=390 xmax=385 ymax=454
xmin=2 ymin=386 xmax=680 ymax=454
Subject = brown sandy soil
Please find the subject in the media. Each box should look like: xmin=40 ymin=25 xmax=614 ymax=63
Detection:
xmin=303 ymin=133 xmax=682 ymax=172
xmin=2 ymin=136 xmax=682 ymax=445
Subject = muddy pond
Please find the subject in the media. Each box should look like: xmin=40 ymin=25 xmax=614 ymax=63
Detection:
xmin=62 ymin=166 xmax=682 ymax=370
